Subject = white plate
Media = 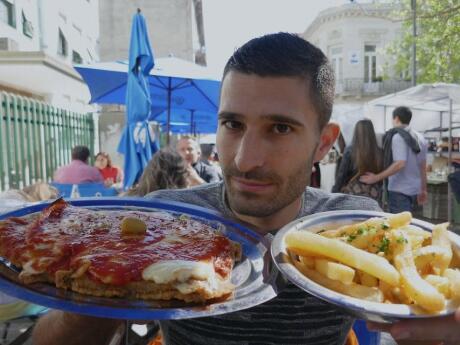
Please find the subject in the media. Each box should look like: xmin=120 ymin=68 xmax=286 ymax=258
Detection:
xmin=271 ymin=210 xmax=460 ymax=323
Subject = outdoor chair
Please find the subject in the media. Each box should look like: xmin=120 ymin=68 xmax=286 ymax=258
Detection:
xmin=51 ymin=183 xmax=118 ymax=198
xmin=350 ymin=319 xmax=380 ymax=345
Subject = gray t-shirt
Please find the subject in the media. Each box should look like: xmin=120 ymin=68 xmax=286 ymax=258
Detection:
xmin=388 ymin=128 xmax=427 ymax=196
xmin=146 ymin=182 xmax=380 ymax=345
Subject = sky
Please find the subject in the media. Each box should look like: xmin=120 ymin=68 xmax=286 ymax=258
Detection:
xmin=202 ymin=0 xmax=346 ymax=75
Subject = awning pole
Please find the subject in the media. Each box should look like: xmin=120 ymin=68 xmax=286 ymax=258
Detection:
xmin=448 ymin=99 xmax=453 ymax=223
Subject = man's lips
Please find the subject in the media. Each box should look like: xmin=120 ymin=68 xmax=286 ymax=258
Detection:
xmin=231 ymin=177 xmax=275 ymax=193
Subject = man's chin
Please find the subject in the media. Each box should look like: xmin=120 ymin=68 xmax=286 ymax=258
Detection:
xmin=227 ymin=191 xmax=277 ymax=217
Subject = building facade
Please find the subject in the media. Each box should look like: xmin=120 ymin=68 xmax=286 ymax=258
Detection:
xmin=0 ymin=0 xmax=99 ymax=112
xmin=98 ymin=0 xmax=200 ymax=63
xmin=97 ymin=0 xmax=206 ymax=168
xmin=303 ymin=2 xmax=410 ymax=100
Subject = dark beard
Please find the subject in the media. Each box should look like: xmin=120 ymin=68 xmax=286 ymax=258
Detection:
xmin=222 ymin=158 xmax=313 ymax=218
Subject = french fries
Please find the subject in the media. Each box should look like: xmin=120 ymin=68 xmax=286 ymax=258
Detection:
xmin=314 ymin=258 xmax=355 ymax=285
xmin=391 ymin=230 xmax=445 ymax=312
xmin=292 ymin=258 xmax=384 ymax=302
xmin=285 ymin=212 xmax=460 ymax=314
xmin=285 ymin=231 xmax=400 ymax=286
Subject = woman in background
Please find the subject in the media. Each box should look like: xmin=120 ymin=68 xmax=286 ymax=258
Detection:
xmin=125 ymin=149 xmax=188 ymax=197
xmin=94 ymin=152 xmax=123 ymax=187
xmin=332 ymin=119 xmax=383 ymax=203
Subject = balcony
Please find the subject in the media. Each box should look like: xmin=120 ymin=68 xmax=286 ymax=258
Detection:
xmin=335 ymin=78 xmax=411 ymax=97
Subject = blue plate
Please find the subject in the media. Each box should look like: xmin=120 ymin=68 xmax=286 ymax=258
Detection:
xmin=272 ymin=210 xmax=460 ymax=323
xmin=0 ymin=197 xmax=279 ymax=320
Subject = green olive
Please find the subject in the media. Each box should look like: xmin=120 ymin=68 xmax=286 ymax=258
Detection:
xmin=120 ymin=217 xmax=147 ymax=236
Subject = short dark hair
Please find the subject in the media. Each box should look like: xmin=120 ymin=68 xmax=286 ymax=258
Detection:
xmin=200 ymin=143 xmax=214 ymax=158
xmin=223 ymin=32 xmax=335 ymax=129
xmin=392 ymin=106 xmax=412 ymax=124
xmin=71 ymin=146 xmax=90 ymax=162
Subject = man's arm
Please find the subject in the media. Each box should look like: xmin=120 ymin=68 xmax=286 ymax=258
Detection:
xmin=33 ymin=311 xmax=122 ymax=345
xmin=368 ymin=308 xmax=460 ymax=344
xmin=186 ymin=165 xmax=206 ymax=186
xmin=360 ymin=160 xmax=405 ymax=185
xmin=361 ymin=133 xmax=407 ymax=185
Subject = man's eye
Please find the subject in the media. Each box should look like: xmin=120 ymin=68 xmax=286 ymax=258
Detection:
xmin=222 ymin=120 xmax=242 ymax=130
xmin=273 ymin=124 xmax=291 ymax=134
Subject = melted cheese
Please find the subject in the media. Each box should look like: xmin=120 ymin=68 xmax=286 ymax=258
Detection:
xmin=142 ymin=260 xmax=215 ymax=284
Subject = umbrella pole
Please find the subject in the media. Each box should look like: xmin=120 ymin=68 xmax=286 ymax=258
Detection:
xmin=167 ymin=78 xmax=172 ymax=145
xmin=191 ymin=110 xmax=195 ymax=134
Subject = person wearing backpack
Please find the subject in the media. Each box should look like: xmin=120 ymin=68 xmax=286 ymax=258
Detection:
xmin=360 ymin=106 xmax=427 ymax=213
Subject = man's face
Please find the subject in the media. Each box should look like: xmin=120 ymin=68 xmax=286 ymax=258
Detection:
xmin=217 ymin=71 xmax=330 ymax=218
xmin=176 ymin=139 xmax=200 ymax=165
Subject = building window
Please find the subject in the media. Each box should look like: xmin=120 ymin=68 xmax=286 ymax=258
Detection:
xmin=364 ymin=44 xmax=377 ymax=83
xmin=58 ymin=29 xmax=68 ymax=56
xmin=22 ymin=10 xmax=33 ymax=38
xmin=0 ymin=0 xmax=16 ymax=28
xmin=329 ymin=46 xmax=343 ymax=89
xmin=72 ymin=50 xmax=82 ymax=64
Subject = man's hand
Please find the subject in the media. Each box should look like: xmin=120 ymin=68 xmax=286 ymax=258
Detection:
xmin=360 ymin=173 xmax=379 ymax=185
xmin=186 ymin=164 xmax=205 ymax=186
xmin=417 ymin=190 xmax=427 ymax=205
xmin=367 ymin=308 xmax=460 ymax=345
xmin=33 ymin=310 xmax=123 ymax=345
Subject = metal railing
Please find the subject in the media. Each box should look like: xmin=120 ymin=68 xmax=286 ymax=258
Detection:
xmin=0 ymin=92 xmax=95 ymax=190
xmin=336 ymin=78 xmax=412 ymax=96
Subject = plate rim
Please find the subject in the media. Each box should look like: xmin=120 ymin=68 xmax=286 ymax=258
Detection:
xmin=0 ymin=197 xmax=278 ymax=319
xmin=271 ymin=209 xmax=460 ymax=320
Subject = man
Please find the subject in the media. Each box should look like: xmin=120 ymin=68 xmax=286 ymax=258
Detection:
xmin=176 ymin=136 xmax=221 ymax=184
xmin=33 ymin=34 xmax=460 ymax=345
xmin=200 ymin=142 xmax=223 ymax=179
xmin=53 ymin=146 xmax=103 ymax=184
xmin=360 ymin=106 xmax=428 ymax=213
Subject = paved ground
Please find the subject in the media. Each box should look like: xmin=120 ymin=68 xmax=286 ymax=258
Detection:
xmin=0 ymin=318 xmax=34 ymax=345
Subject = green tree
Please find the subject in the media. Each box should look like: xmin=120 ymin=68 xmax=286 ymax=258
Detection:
xmin=389 ymin=0 xmax=460 ymax=83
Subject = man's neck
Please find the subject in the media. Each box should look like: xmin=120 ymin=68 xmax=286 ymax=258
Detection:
xmin=232 ymin=197 xmax=303 ymax=235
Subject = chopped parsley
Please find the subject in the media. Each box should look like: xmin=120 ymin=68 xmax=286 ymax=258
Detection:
xmin=381 ymin=222 xmax=390 ymax=230
xmin=378 ymin=237 xmax=390 ymax=253
xmin=396 ymin=236 xmax=408 ymax=244
xmin=347 ymin=234 xmax=357 ymax=243
xmin=357 ymin=226 xmax=367 ymax=235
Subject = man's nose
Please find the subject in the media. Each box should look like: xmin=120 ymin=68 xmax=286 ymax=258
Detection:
xmin=234 ymin=132 xmax=266 ymax=173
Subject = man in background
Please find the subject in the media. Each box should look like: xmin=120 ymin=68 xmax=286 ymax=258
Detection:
xmin=176 ymin=136 xmax=221 ymax=185
xmin=200 ymin=143 xmax=223 ymax=179
xmin=360 ymin=106 xmax=427 ymax=213
xmin=54 ymin=146 xmax=103 ymax=184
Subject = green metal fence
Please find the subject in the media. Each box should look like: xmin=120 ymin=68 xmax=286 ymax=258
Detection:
xmin=0 ymin=92 xmax=95 ymax=190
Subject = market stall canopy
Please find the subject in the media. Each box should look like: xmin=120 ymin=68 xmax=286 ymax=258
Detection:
xmin=367 ymin=83 xmax=460 ymax=133
xmin=369 ymin=83 xmax=460 ymax=112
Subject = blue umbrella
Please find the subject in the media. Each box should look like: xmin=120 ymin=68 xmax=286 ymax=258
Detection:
xmin=149 ymin=107 xmax=217 ymax=134
xmin=117 ymin=10 xmax=158 ymax=189
xmin=74 ymin=57 xmax=220 ymax=139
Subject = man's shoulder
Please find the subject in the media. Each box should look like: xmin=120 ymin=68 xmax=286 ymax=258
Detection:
xmin=145 ymin=182 xmax=224 ymax=211
xmin=303 ymin=188 xmax=381 ymax=215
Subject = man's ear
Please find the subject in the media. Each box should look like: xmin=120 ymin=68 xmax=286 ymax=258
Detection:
xmin=313 ymin=122 xmax=340 ymax=162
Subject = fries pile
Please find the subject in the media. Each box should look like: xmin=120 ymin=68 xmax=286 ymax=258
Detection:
xmin=285 ymin=212 xmax=460 ymax=314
